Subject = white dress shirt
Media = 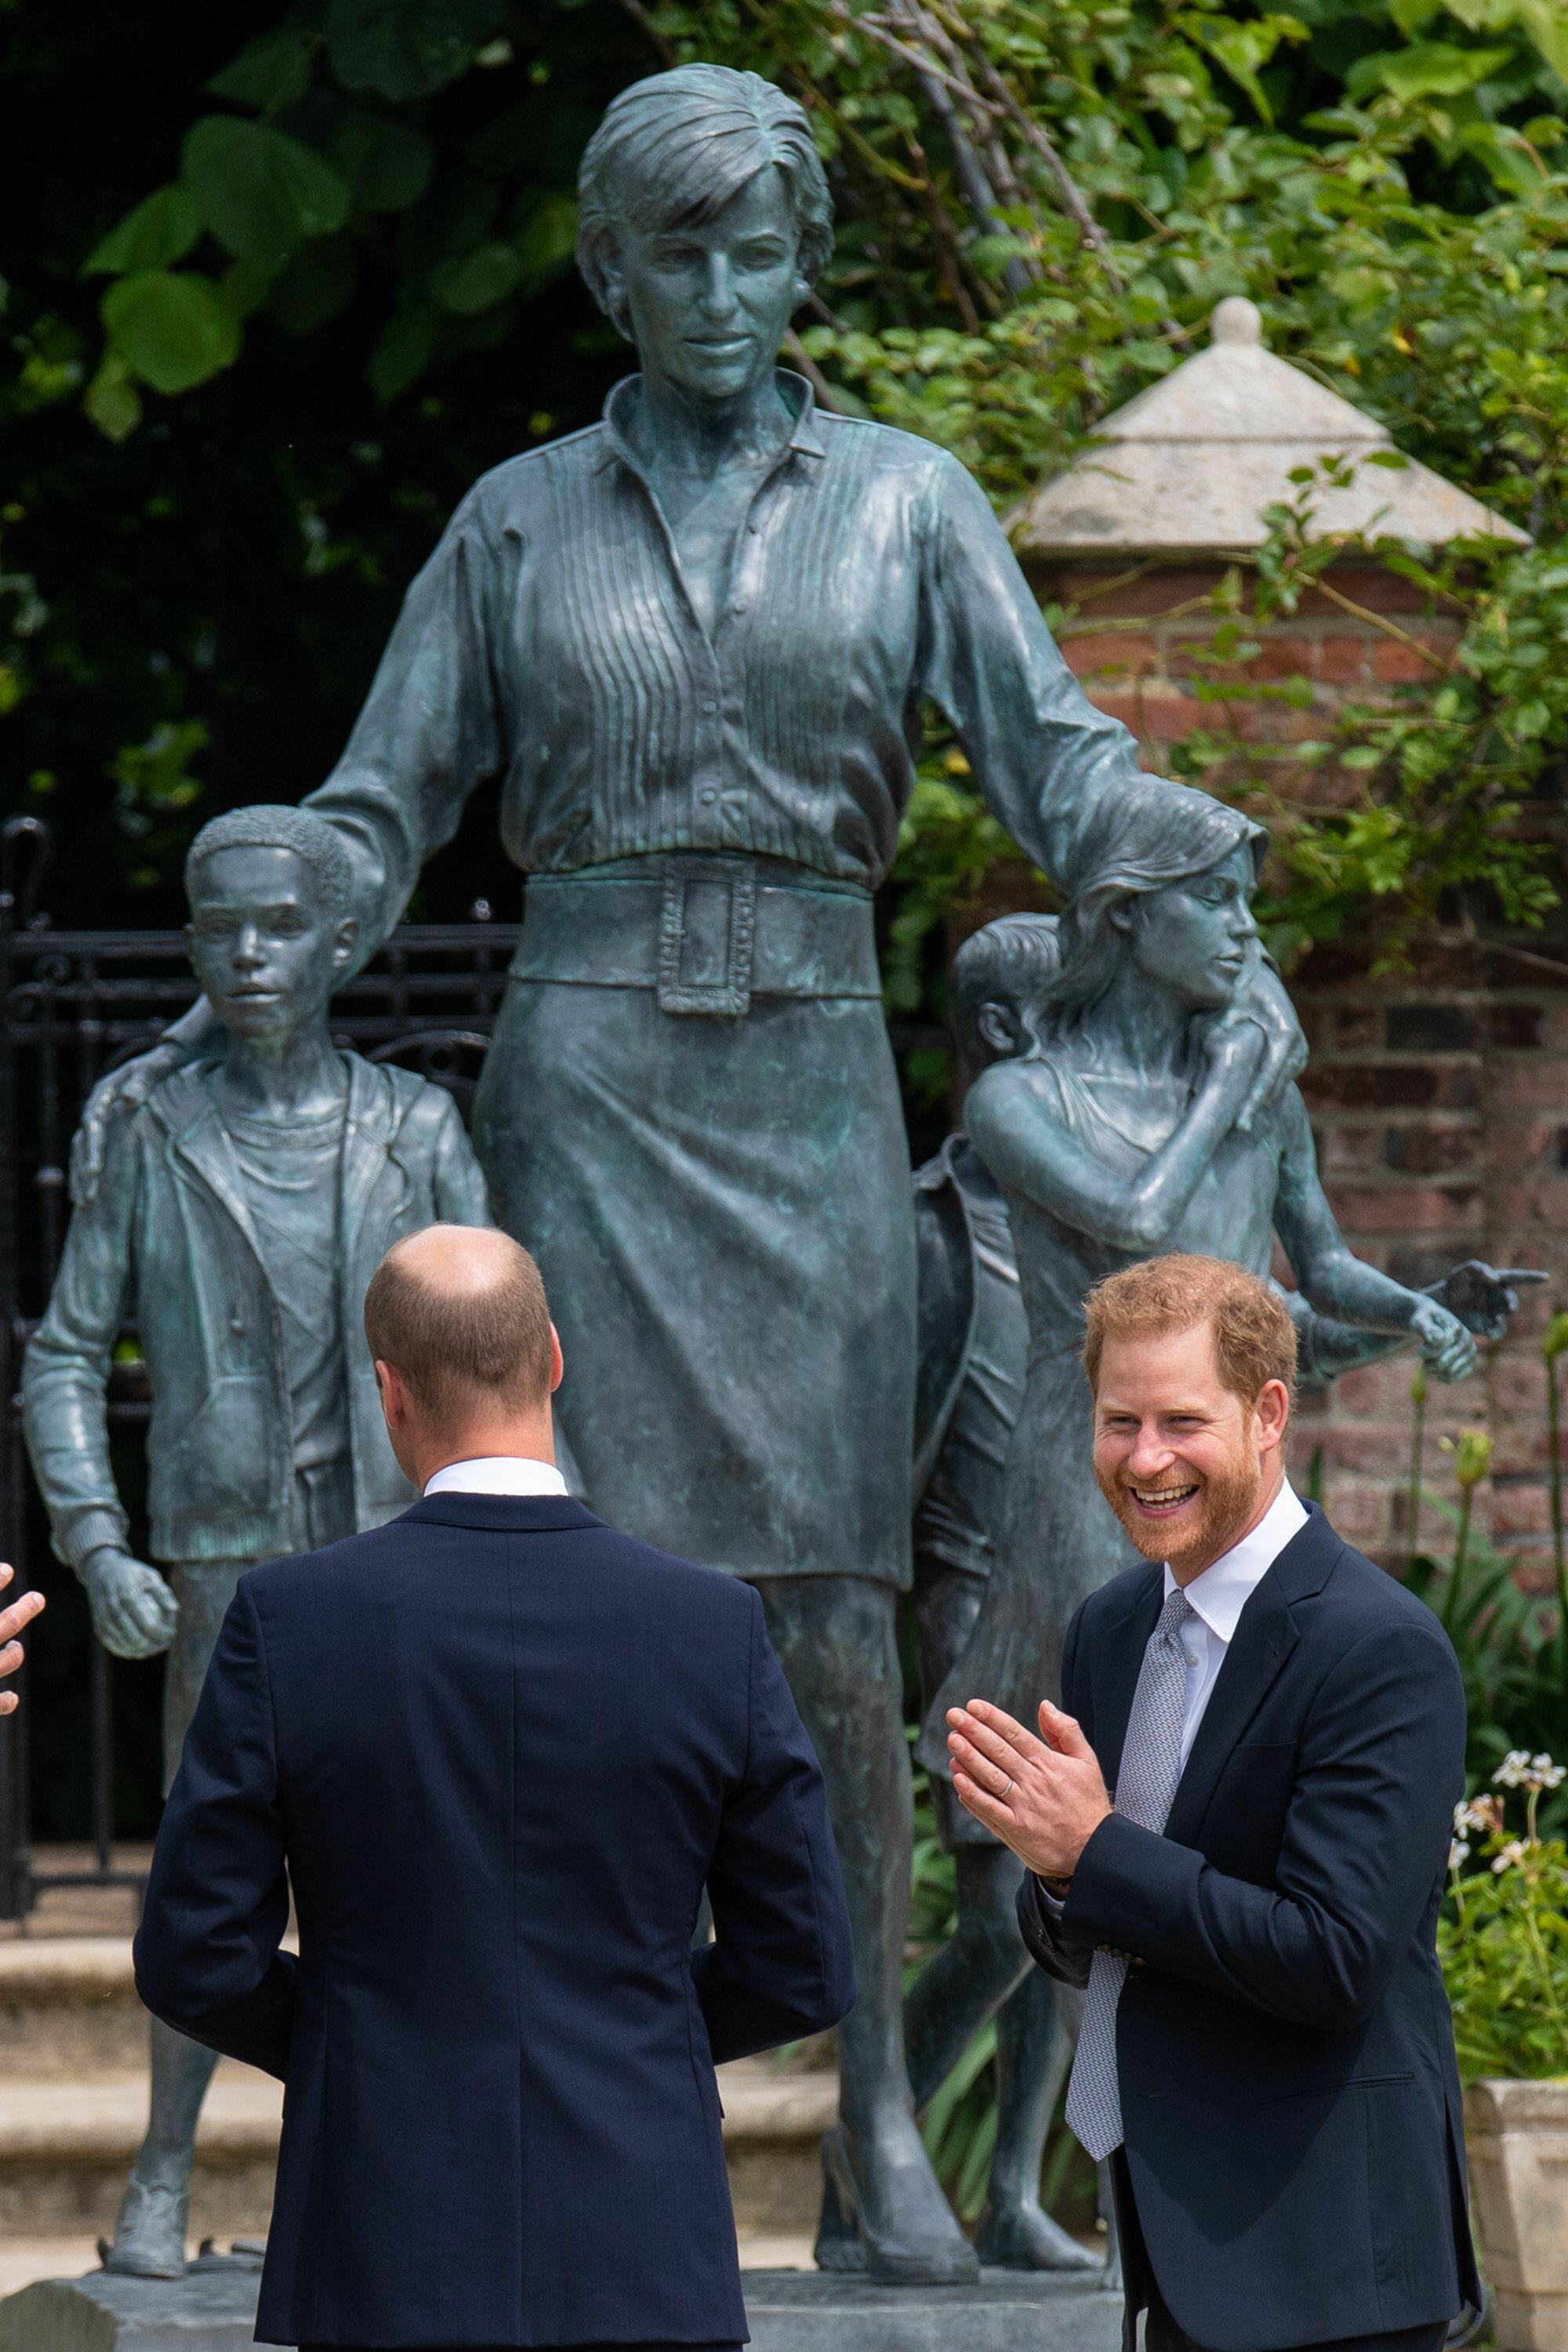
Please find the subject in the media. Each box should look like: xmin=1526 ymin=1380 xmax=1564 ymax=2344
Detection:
xmin=423 ymin=1455 xmax=567 ymax=1498
xmin=1164 ymin=1479 xmax=1308 ymax=1764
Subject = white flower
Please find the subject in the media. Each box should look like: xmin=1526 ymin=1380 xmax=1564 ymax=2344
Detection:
xmin=1455 ymin=1797 xmax=1501 ymax=1835
xmin=1494 ymin=1751 xmax=1565 ymax=1793
xmin=1493 ymin=1839 xmax=1530 ymax=1875
xmin=1450 ymin=1840 xmax=1471 ymax=1871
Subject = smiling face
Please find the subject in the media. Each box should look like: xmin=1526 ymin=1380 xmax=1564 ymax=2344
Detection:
xmin=1091 ymin=1319 xmax=1290 ymax=1581
xmin=187 ymin=844 xmax=355 ymax=1046
xmin=612 ymin=165 xmax=801 ymax=408
xmin=1118 ymin=844 xmax=1258 ymax=1012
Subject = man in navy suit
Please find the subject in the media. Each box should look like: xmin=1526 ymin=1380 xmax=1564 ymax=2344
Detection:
xmin=946 ymin=1254 xmax=1480 ymax=2352
xmin=134 ymin=1223 xmax=855 ymax=2351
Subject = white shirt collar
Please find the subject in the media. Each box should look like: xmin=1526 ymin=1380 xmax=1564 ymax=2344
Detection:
xmin=1163 ymin=1480 xmax=1308 ymax=1645
xmin=423 ymin=1456 xmax=567 ymax=1499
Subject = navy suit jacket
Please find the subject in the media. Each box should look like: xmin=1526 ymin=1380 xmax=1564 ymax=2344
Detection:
xmin=1018 ymin=1502 xmax=1482 ymax=2352
xmin=134 ymin=1492 xmax=855 ymax=2350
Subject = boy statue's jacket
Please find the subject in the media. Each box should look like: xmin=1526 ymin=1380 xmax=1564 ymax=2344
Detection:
xmin=24 ymin=1055 xmax=489 ymax=1569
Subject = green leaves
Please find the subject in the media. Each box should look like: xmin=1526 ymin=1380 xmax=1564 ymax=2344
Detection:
xmin=431 ymin=238 xmax=522 ymax=313
xmin=207 ymin=28 xmax=317 ymax=111
xmin=324 ymin=0 xmax=506 ymax=102
xmin=328 ymin=111 xmax=433 ymax=211
xmin=1177 ymin=12 xmax=1308 ymax=125
xmin=98 ymin=273 xmax=241 ymax=396
xmin=182 ymin=115 xmax=350 ymax=269
xmin=1346 ymin=40 xmax=1516 ymax=103
xmin=84 ymin=185 xmax=204 ymax=277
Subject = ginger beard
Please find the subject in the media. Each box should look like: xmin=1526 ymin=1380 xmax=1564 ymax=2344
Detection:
xmin=1094 ymin=1426 xmax=1262 ymax=1573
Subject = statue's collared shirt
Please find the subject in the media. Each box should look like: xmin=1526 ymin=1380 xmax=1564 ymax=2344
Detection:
xmin=310 ymin=372 xmax=1146 ymax=947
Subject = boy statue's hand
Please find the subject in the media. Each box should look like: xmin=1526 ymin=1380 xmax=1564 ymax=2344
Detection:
xmin=80 ymin=1548 xmax=180 ymax=1658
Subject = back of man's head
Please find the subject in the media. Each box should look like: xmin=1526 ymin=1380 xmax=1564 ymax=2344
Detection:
xmin=364 ymin=1225 xmax=554 ymax=1432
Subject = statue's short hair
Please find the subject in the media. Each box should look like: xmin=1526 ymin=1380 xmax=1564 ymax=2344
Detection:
xmin=1082 ymin=1254 xmax=1298 ymax=1414
xmin=185 ymin=805 xmax=352 ymax=921
xmin=949 ymin=915 xmax=1063 ymax=1074
xmin=576 ymin=65 xmax=833 ymax=336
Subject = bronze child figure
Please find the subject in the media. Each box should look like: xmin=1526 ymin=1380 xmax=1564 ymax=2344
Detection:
xmin=23 ymin=806 xmax=490 ymax=2278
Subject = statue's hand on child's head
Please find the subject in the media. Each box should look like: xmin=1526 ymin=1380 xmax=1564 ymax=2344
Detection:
xmin=80 ymin=1548 xmax=180 ymax=1659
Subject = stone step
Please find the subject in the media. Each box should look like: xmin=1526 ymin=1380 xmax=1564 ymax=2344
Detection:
xmin=0 ymin=1941 xmax=838 ymax=2240
xmin=0 ymin=1940 xmax=150 ymax=2075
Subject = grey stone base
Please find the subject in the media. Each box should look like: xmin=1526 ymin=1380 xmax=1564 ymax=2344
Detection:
xmin=0 ymin=2265 xmax=1121 ymax=2352
xmin=744 ymin=2268 xmax=1123 ymax=2351
xmin=0 ymin=2268 xmax=289 ymax=2352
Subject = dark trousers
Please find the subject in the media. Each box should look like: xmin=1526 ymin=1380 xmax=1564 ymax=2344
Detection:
xmin=1110 ymin=2153 xmax=1450 ymax=2352
xmin=300 ymin=2343 xmax=744 ymax=2350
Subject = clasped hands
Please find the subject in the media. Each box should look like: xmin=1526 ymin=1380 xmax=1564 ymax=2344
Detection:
xmin=948 ymin=1697 xmax=1112 ymax=1885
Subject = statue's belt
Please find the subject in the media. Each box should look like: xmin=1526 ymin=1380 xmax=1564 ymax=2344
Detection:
xmin=512 ymin=859 xmax=882 ymax=1019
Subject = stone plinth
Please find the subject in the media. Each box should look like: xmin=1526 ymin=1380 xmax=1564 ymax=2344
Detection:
xmin=0 ymin=2267 xmax=287 ymax=2352
xmin=1465 ymin=2078 xmax=1568 ymax=2351
xmin=0 ymin=2267 xmax=1120 ymax=2352
xmin=743 ymin=2269 xmax=1120 ymax=2351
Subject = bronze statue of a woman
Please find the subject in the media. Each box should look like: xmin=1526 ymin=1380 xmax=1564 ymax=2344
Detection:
xmin=79 ymin=67 xmax=1304 ymax=2281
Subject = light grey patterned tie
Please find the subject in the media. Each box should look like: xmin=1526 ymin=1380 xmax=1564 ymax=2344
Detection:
xmin=1065 ymin=1587 xmax=1194 ymax=2161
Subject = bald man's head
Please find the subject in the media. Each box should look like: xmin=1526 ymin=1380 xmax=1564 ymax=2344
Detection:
xmin=363 ymin=1225 xmax=554 ymax=1428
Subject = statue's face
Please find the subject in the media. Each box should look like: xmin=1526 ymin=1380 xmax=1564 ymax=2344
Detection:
xmin=187 ymin=845 xmax=355 ymax=1044
xmin=1124 ymin=844 xmax=1258 ymax=1012
xmin=612 ymin=165 xmax=801 ymax=406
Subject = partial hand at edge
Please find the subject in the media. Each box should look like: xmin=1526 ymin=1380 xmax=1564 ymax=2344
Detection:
xmin=82 ymin=1549 xmax=179 ymax=1660
xmin=0 ymin=1563 xmax=45 ymax=1715
xmin=69 ymin=998 xmax=222 ymax=1206
xmin=948 ymin=1697 xmax=1111 ymax=1881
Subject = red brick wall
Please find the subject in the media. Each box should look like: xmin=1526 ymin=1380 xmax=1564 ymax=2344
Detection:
xmin=1012 ymin=557 xmax=1568 ymax=1573
xmin=1288 ymin=946 xmax=1568 ymax=1577
xmin=1028 ymin=557 xmax=1464 ymax=799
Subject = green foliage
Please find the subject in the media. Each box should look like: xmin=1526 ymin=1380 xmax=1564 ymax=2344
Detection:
xmin=181 ymin=116 xmax=353 ymax=270
xmin=324 ymin=0 xmax=507 ymax=103
xmin=99 ymin=272 xmax=242 ymax=397
xmin=1442 ymin=1759 xmax=1568 ymax=2082
xmin=15 ymin=0 xmax=1568 ymax=941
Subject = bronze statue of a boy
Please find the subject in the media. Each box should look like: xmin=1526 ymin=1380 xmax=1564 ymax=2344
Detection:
xmin=24 ymin=805 xmax=491 ymax=2278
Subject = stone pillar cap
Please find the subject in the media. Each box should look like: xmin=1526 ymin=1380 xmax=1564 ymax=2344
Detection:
xmin=1014 ymin=301 xmax=1527 ymax=557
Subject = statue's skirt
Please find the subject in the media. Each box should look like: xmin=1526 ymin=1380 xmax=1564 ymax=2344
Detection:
xmin=472 ymin=964 xmax=916 ymax=1588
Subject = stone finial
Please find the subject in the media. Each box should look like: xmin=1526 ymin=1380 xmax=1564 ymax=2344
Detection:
xmin=1013 ymin=299 xmax=1527 ymax=557
xmin=1210 ymin=296 xmax=1262 ymax=346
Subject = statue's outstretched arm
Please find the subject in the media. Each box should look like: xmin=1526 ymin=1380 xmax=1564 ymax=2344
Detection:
xmin=966 ymin=1007 xmax=1265 ymax=1254
xmin=1271 ymin=1088 xmax=1475 ymax=1382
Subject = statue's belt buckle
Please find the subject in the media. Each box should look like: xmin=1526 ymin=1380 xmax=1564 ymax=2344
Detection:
xmin=656 ymin=856 xmax=757 ymax=1018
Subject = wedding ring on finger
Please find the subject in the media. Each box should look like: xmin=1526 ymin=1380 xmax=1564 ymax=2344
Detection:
xmin=1001 ymin=1776 xmax=1014 ymax=1798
